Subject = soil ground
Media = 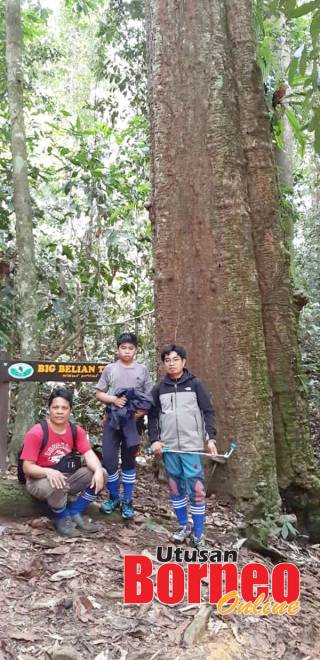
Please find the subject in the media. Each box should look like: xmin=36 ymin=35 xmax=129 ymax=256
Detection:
xmin=0 ymin=459 xmax=319 ymax=660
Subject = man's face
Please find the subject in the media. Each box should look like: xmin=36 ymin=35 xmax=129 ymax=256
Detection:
xmin=48 ymin=397 xmax=71 ymax=426
xmin=118 ymin=342 xmax=137 ymax=363
xmin=163 ymin=351 xmax=186 ymax=379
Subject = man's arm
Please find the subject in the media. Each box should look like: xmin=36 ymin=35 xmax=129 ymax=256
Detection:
xmin=194 ymin=379 xmax=217 ymax=454
xmin=96 ymin=390 xmax=126 ymax=407
xmin=23 ymin=461 xmax=66 ymax=488
xmin=83 ymin=449 xmax=105 ymax=493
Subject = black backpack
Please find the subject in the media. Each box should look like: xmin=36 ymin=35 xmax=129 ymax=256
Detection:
xmin=17 ymin=420 xmax=79 ymax=484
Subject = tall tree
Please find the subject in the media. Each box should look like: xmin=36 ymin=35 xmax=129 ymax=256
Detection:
xmin=146 ymin=0 xmax=280 ymax=530
xmin=146 ymin=0 xmax=320 ymax=538
xmin=5 ymin=0 xmax=40 ymax=459
xmin=225 ymin=0 xmax=320 ymax=502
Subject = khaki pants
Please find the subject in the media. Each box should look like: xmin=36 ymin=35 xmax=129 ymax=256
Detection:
xmin=26 ymin=467 xmax=107 ymax=510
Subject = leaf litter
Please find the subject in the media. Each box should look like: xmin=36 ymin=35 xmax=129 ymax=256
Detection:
xmin=0 ymin=463 xmax=320 ymax=659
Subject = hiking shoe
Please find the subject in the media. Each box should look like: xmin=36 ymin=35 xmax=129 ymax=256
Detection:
xmin=71 ymin=513 xmax=99 ymax=533
xmin=54 ymin=516 xmax=79 ymax=538
xmin=171 ymin=525 xmax=190 ymax=544
xmin=121 ymin=499 xmax=135 ymax=520
xmin=100 ymin=496 xmax=121 ymax=514
xmin=190 ymin=533 xmax=206 ymax=549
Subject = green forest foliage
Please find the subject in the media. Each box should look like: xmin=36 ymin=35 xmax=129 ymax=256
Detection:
xmin=0 ymin=0 xmax=319 ymax=432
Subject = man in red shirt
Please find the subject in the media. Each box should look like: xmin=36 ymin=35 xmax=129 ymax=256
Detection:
xmin=21 ymin=388 xmax=106 ymax=537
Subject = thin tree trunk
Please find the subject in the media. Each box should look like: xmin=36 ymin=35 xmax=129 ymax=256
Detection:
xmin=225 ymin=0 xmax=320 ymax=504
xmin=146 ymin=0 xmax=280 ymax=529
xmin=6 ymin=0 xmax=40 ymax=461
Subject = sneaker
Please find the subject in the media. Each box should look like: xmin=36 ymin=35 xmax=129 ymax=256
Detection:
xmin=190 ymin=533 xmax=206 ymax=549
xmin=121 ymin=499 xmax=135 ymax=520
xmin=100 ymin=496 xmax=121 ymax=515
xmin=71 ymin=512 xmax=99 ymax=533
xmin=54 ymin=516 xmax=79 ymax=538
xmin=171 ymin=525 xmax=190 ymax=544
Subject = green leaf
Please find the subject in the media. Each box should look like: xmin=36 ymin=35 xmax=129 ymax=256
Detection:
xmin=287 ymin=1 xmax=319 ymax=18
xmin=314 ymin=108 xmax=320 ymax=153
xmin=310 ymin=10 xmax=320 ymax=46
xmin=311 ymin=61 xmax=320 ymax=90
xmin=287 ymin=521 xmax=298 ymax=536
xmin=299 ymin=46 xmax=308 ymax=76
xmin=62 ymin=245 xmax=74 ymax=259
xmin=282 ymin=0 xmax=297 ymax=17
xmin=285 ymin=106 xmax=306 ymax=155
xmin=281 ymin=525 xmax=289 ymax=539
xmin=287 ymin=57 xmax=299 ymax=86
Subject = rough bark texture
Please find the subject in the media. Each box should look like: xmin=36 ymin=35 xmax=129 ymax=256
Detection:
xmin=225 ymin=0 xmax=320 ymax=497
xmin=6 ymin=0 xmax=40 ymax=460
xmin=146 ymin=0 xmax=280 ymax=523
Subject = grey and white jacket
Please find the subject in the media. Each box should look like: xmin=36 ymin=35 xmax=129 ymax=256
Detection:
xmin=148 ymin=369 xmax=216 ymax=452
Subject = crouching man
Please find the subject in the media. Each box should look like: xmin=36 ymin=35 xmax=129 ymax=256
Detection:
xmin=21 ymin=387 xmax=107 ymax=538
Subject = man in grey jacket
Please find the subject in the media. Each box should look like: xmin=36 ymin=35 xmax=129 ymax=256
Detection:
xmin=148 ymin=344 xmax=217 ymax=548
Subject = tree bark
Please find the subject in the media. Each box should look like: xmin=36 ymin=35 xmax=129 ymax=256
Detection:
xmin=5 ymin=0 xmax=40 ymax=461
xmin=225 ymin=0 xmax=320 ymax=498
xmin=146 ymin=0 xmax=280 ymax=528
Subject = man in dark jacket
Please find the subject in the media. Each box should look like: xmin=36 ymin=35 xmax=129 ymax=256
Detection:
xmin=148 ymin=344 xmax=217 ymax=548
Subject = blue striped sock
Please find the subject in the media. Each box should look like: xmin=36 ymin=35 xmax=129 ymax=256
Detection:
xmin=171 ymin=496 xmax=188 ymax=526
xmin=68 ymin=487 xmax=97 ymax=515
xmin=107 ymin=470 xmax=120 ymax=498
xmin=50 ymin=504 xmax=68 ymax=520
xmin=190 ymin=503 xmax=205 ymax=537
xmin=122 ymin=469 xmax=136 ymax=501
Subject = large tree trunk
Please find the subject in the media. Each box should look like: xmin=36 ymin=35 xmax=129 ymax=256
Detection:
xmin=6 ymin=0 xmax=40 ymax=461
xmin=225 ymin=0 xmax=320 ymax=501
xmin=146 ymin=0 xmax=280 ymax=529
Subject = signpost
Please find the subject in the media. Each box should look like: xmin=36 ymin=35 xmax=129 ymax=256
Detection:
xmin=0 ymin=358 xmax=107 ymax=472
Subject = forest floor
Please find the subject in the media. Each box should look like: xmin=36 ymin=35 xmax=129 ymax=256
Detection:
xmin=0 ymin=458 xmax=320 ymax=660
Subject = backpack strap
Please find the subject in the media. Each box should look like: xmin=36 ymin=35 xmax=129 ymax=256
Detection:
xmin=38 ymin=420 xmax=49 ymax=451
xmin=69 ymin=421 xmax=77 ymax=448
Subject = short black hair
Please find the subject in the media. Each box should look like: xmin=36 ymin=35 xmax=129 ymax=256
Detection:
xmin=48 ymin=388 xmax=73 ymax=408
xmin=160 ymin=344 xmax=187 ymax=361
xmin=117 ymin=332 xmax=138 ymax=347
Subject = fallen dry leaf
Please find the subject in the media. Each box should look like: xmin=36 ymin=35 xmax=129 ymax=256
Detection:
xmin=14 ymin=557 xmax=45 ymax=580
xmin=44 ymin=545 xmax=71 ymax=555
xmin=28 ymin=517 xmax=52 ymax=530
xmin=73 ymin=593 xmax=95 ymax=623
xmin=49 ymin=569 xmax=78 ymax=581
xmin=9 ymin=629 xmax=38 ymax=641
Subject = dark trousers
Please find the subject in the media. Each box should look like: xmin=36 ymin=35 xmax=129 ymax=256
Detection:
xmin=102 ymin=418 xmax=138 ymax=473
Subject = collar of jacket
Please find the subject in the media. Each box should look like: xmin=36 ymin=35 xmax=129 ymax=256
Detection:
xmin=163 ymin=368 xmax=195 ymax=386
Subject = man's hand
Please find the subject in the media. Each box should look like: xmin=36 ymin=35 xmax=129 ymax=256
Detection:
xmin=91 ymin=467 xmax=105 ymax=494
xmin=207 ymin=440 xmax=218 ymax=456
xmin=44 ymin=468 xmax=67 ymax=489
xmin=152 ymin=441 xmax=164 ymax=456
xmin=113 ymin=395 xmax=127 ymax=408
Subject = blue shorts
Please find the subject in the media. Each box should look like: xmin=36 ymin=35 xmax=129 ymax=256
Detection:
xmin=163 ymin=452 xmax=205 ymax=504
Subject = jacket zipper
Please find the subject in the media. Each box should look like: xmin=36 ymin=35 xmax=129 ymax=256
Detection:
xmin=174 ymin=383 xmax=181 ymax=450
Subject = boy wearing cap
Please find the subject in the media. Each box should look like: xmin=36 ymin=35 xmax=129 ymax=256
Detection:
xmin=96 ymin=332 xmax=153 ymax=519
